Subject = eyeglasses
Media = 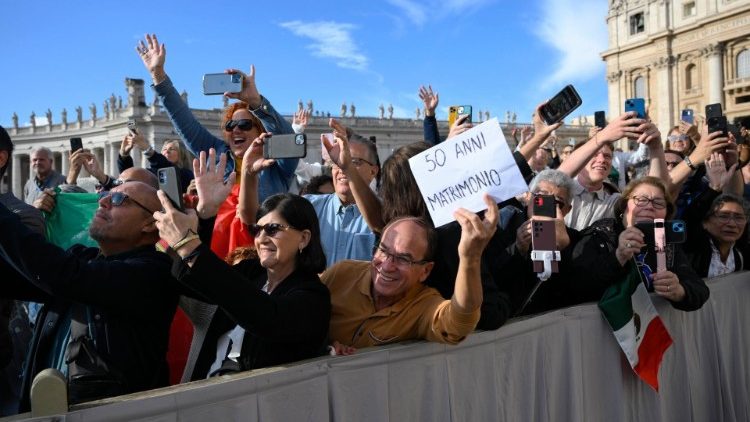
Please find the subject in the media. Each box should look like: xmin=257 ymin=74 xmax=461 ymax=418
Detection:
xmin=712 ymin=212 xmax=747 ymax=224
xmin=630 ymin=195 xmax=667 ymax=210
xmin=325 ymin=157 xmax=374 ymax=168
xmin=667 ymin=135 xmax=688 ymax=143
xmin=248 ymin=223 xmax=298 ymax=237
xmin=374 ymin=245 xmax=430 ymax=268
xmin=224 ymin=119 xmax=255 ymax=132
xmin=97 ymin=191 xmax=154 ymax=214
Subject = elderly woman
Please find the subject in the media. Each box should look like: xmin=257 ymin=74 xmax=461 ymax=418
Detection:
xmin=569 ymin=176 xmax=709 ymax=311
xmin=137 ymin=34 xmax=298 ymax=259
xmin=683 ymin=153 xmax=749 ymax=277
xmin=119 ymin=134 xmax=195 ymax=189
xmin=154 ymin=148 xmax=329 ymax=380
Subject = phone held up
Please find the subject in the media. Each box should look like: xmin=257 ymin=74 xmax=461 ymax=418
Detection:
xmin=69 ymin=137 xmax=83 ymax=152
xmin=202 ymin=73 xmax=243 ymax=96
xmin=706 ymin=103 xmax=728 ymax=137
xmin=624 ymin=98 xmax=646 ymax=119
xmin=532 ymin=194 xmax=556 ymax=218
xmin=681 ymin=109 xmax=694 ymax=125
xmin=448 ymin=105 xmax=472 ymax=128
xmin=594 ymin=111 xmax=606 ymax=128
xmin=539 ymin=85 xmax=582 ymax=125
xmin=264 ymin=133 xmax=307 ymax=160
xmin=157 ymin=167 xmax=184 ymax=212
xmin=127 ymin=119 xmax=138 ymax=135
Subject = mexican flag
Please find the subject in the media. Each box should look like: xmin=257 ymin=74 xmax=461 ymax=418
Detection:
xmin=598 ymin=260 xmax=673 ymax=391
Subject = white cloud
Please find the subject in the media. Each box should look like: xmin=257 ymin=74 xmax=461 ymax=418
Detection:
xmin=386 ymin=0 xmax=427 ymax=26
xmin=280 ymin=21 xmax=369 ymax=71
xmin=534 ymin=0 xmax=608 ymax=88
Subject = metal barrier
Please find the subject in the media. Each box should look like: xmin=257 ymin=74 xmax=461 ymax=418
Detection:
xmin=6 ymin=271 xmax=749 ymax=422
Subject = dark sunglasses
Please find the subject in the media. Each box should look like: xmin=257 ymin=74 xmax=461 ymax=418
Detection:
xmin=224 ymin=119 xmax=254 ymax=132
xmin=97 ymin=191 xmax=153 ymax=214
xmin=248 ymin=223 xmax=298 ymax=237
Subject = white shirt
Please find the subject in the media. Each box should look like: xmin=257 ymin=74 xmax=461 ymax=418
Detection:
xmin=564 ymin=177 xmax=621 ymax=231
xmin=707 ymin=239 xmax=735 ymax=278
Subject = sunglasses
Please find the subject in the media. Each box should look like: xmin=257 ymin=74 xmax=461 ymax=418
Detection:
xmin=248 ymin=223 xmax=298 ymax=237
xmin=224 ymin=119 xmax=255 ymax=132
xmin=97 ymin=191 xmax=153 ymax=214
xmin=667 ymin=135 xmax=688 ymax=142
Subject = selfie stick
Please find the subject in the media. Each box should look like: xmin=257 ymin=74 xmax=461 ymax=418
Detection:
xmin=654 ymin=218 xmax=667 ymax=272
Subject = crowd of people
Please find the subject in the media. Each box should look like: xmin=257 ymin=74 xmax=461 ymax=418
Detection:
xmin=0 ymin=33 xmax=749 ymax=414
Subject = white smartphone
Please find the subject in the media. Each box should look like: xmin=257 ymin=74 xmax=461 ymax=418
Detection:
xmin=202 ymin=73 xmax=243 ymax=95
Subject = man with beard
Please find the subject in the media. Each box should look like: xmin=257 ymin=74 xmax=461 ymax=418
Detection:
xmin=0 ymin=180 xmax=178 ymax=413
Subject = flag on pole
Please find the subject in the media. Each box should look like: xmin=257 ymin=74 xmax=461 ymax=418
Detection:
xmin=598 ymin=260 xmax=673 ymax=391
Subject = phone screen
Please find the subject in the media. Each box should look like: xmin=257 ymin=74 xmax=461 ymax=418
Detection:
xmin=202 ymin=73 xmax=243 ymax=95
xmin=70 ymin=137 xmax=83 ymax=152
xmin=540 ymin=85 xmax=582 ymax=125
xmin=681 ymin=109 xmax=694 ymax=124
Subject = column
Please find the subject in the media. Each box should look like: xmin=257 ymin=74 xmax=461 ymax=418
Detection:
xmin=653 ymin=56 xmax=674 ymax=135
xmin=606 ymin=70 xmax=624 ymax=149
xmin=108 ymin=143 xmax=120 ymax=177
xmin=704 ymin=43 xmax=725 ymax=107
xmin=61 ymin=150 xmax=70 ymax=177
xmin=11 ymin=154 xmax=23 ymax=198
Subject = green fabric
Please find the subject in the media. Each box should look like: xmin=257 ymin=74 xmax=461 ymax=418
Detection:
xmin=44 ymin=188 xmax=98 ymax=249
xmin=598 ymin=260 xmax=642 ymax=330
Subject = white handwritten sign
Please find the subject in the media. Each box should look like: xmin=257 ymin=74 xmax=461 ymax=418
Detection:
xmin=408 ymin=118 xmax=527 ymax=227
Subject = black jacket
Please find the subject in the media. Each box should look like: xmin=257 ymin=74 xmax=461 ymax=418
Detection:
xmin=568 ymin=218 xmax=709 ymax=311
xmin=172 ymin=245 xmax=331 ymax=380
xmin=0 ymin=202 xmax=178 ymax=411
xmin=682 ymin=187 xmax=749 ymax=277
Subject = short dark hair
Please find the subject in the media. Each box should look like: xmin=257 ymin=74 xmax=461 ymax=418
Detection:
xmin=347 ymin=129 xmax=381 ymax=188
xmin=704 ymin=193 xmax=750 ymax=221
xmin=300 ymin=174 xmax=333 ymax=195
xmin=0 ymin=125 xmax=13 ymax=179
xmin=257 ymin=193 xmax=326 ymax=274
xmin=614 ymin=176 xmax=675 ymax=220
xmin=381 ymin=215 xmax=438 ymax=262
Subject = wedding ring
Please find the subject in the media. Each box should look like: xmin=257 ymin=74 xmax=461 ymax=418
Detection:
xmin=667 ymin=285 xmax=671 ymax=292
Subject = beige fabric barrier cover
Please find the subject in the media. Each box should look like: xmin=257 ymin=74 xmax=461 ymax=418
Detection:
xmin=11 ymin=271 xmax=750 ymax=422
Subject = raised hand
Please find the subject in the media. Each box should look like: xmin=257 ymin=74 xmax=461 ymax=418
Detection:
xmin=120 ymin=134 xmax=134 ymax=156
xmin=153 ymin=190 xmax=200 ymax=258
xmin=136 ymin=34 xmax=167 ymax=84
xmin=241 ymin=134 xmax=275 ymax=176
xmin=532 ymin=103 xmax=562 ymax=140
xmin=322 ymin=118 xmax=352 ymax=170
xmin=615 ymin=226 xmax=645 ymax=266
xmin=595 ymin=112 xmax=643 ymax=145
xmin=454 ymin=194 xmax=499 ymax=259
xmin=691 ymin=130 xmax=730 ymax=166
xmin=418 ymin=85 xmax=439 ymax=117
xmin=293 ymin=109 xmax=309 ymax=128
xmin=193 ymin=148 xmax=237 ymax=219
xmin=705 ymin=152 xmax=737 ymax=191
xmin=224 ymin=65 xmax=261 ymax=109
xmin=447 ymin=114 xmax=472 ymax=140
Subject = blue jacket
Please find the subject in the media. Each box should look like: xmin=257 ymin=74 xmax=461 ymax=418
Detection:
xmin=154 ymin=77 xmax=298 ymax=202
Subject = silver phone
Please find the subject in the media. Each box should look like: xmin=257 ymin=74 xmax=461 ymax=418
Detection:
xmin=264 ymin=133 xmax=307 ymax=159
xmin=202 ymin=73 xmax=243 ymax=95
xmin=157 ymin=167 xmax=184 ymax=211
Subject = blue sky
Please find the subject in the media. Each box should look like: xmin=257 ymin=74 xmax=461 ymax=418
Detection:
xmin=0 ymin=0 xmax=609 ymax=128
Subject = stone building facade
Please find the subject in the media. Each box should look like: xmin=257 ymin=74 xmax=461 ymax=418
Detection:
xmin=602 ymin=0 xmax=750 ymax=133
xmin=2 ymin=78 xmax=590 ymax=197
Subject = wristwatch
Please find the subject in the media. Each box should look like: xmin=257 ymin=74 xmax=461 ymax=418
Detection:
xmin=684 ymin=155 xmax=697 ymax=170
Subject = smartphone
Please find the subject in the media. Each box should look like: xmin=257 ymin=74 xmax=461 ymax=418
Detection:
xmin=264 ymin=133 xmax=307 ymax=159
xmin=157 ymin=167 xmax=184 ymax=212
xmin=707 ymin=115 xmax=728 ymax=137
xmin=594 ymin=111 xmax=606 ymax=128
xmin=127 ymin=119 xmax=138 ymax=135
xmin=532 ymin=194 xmax=556 ymax=218
xmin=634 ymin=220 xmax=686 ymax=246
xmin=681 ymin=109 xmax=694 ymax=124
xmin=728 ymin=123 xmax=742 ymax=143
xmin=70 ymin=137 xmax=83 ymax=152
xmin=202 ymin=73 xmax=243 ymax=96
xmin=539 ymin=85 xmax=582 ymax=125
xmin=624 ymin=98 xmax=646 ymax=119
xmin=705 ymin=103 xmax=723 ymax=119
xmin=448 ymin=105 xmax=472 ymax=127
xmin=531 ymin=220 xmax=559 ymax=273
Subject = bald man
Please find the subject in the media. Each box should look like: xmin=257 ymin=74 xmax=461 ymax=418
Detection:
xmin=0 ymin=181 xmax=179 ymax=412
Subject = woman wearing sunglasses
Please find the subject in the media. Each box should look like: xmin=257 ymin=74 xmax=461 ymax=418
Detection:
xmin=568 ymin=177 xmax=708 ymax=311
xmin=137 ymin=34 xmax=299 ymax=260
xmin=153 ymin=148 xmax=330 ymax=380
xmin=683 ymin=153 xmax=749 ymax=277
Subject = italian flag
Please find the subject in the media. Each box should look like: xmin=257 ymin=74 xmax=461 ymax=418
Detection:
xmin=598 ymin=261 xmax=673 ymax=391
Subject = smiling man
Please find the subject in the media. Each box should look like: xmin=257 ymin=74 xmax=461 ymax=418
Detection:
xmin=321 ymin=196 xmax=497 ymax=351
xmin=23 ymin=147 xmax=67 ymax=206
